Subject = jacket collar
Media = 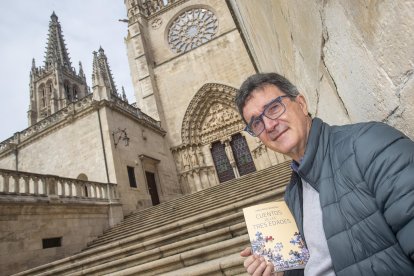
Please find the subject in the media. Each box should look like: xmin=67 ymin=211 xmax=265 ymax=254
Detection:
xmin=296 ymin=117 xmax=329 ymax=191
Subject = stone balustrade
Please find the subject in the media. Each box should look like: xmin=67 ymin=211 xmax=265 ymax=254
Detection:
xmin=0 ymin=169 xmax=118 ymax=202
xmin=135 ymin=0 xmax=181 ymax=17
xmin=112 ymin=96 xmax=162 ymax=128
xmin=0 ymin=94 xmax=94 ymax=154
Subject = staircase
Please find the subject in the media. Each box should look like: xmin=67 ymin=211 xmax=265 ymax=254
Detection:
xmin=13 ymin=161 xmax=292 ymax=276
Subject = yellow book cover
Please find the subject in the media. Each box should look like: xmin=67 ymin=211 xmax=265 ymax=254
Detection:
xmin=243 ymin=201 xmax=309 ymax=272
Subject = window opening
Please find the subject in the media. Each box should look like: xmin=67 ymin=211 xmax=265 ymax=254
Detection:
xmin=42 ymin=237 xmax=62 ymax=249
xmin=41 ymin=88 xmax=46 ymax=107
xmin=127 ymin=166 xmax=137 ymax=188
xmin=64 ymin=82 xmax=71 ymax=101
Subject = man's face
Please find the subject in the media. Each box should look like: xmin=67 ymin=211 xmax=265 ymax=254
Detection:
xmin=242 ymin=84 xmax=311 ymax=161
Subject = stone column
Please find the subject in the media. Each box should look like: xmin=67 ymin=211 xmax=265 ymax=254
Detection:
xmin=224 ymin=139 xmax=240 ymax=178
xmin=192 ymin=169 xmax=203 ymax=191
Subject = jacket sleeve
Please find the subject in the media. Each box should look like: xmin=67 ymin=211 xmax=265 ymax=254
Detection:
xmin=353 ymin=122 xmax=414 ymax=261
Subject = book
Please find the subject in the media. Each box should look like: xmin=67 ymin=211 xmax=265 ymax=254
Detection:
xmin=243 ymin=201 xmax=309 ymax=272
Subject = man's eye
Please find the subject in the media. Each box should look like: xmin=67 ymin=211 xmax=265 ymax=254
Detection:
xmin=267 ymin=103 xmax=281 ymax=114
xmin=251 ymin=119 xmax=262 ymax=129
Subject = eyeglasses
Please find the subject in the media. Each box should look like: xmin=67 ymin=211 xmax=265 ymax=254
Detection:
xmin=244 ymin=95 xmax=291 ymax=137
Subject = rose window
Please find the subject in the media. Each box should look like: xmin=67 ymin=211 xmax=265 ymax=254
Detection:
xmin=168 ymin=8 xmax=218 ymax=54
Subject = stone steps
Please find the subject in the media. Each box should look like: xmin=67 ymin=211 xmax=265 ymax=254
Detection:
xmin=159 ymin=253 xmax=248 ymax=276
xmin=102 ymin=236 xmax=249 ymax=276
xmin=13 ymin=161 xmax=291 ymax=276
xmin=88 ymin=162 xmax=291 ymax=248
xmin=27 ymin=222 xmax=247 ymax=276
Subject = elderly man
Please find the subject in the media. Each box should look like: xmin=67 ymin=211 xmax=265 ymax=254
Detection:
xmin=236 ymin=73 xmax=414 ymax=276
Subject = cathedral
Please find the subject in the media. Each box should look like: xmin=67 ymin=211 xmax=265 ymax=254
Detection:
xmin=0 ymin=1 xmax=284 ymax=274
xmin=0 ymin=3 xmax=286 ymax=210
xmin=1 ymin=0 xmax=412 ymax=274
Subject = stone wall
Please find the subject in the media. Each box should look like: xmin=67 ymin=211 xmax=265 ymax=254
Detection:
xmin=103 ymin=105 xmax=181 ymax=213
xmin=0 ymin=200 xmax=117 ymax=276
xmin=229 ymin=0 xmax=414 ymax=138
xmin=21 ymin=112 xmax=108 ymax=181
xmin=0 ymin=98 xmax=182 ymax=215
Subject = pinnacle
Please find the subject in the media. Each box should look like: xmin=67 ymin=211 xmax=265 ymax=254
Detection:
xmin=51 ymin=11 xmax=58 ymax=20
xmin=44 ymin=12 xmax=72 ymax=69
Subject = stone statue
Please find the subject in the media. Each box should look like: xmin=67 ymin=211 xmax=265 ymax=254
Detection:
xmin=224 ymin=141 xmax=235 ymax=163
xmin=196 ymin=147 xmax=205 ymax=166
xmin=182 ymin=151 xmax=190 ymax=170
xmin=190 ymin=149 xmax=198 ymax=167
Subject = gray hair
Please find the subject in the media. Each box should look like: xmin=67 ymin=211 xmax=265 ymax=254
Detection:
xmin=235 ymin=73 xmax=299 ymax=122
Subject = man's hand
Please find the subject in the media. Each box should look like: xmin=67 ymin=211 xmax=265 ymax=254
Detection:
xmin=240 ymin=247 xmax=283 ymax=276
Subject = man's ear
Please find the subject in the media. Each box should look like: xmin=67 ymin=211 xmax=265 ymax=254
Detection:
xmin=296 ymin=94 xmax=309 ymax=115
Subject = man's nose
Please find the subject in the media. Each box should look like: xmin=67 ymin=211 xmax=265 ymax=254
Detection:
xmin=263 ymin=116 xmax=279 ymax=131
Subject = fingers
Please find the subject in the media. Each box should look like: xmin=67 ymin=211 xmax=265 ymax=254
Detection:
xmin=246 ymin=255 xmax=265 ymax=275
xmin=240 ymin=247 xmax=252 ymax=257
xmin=246 ymin=256 xmax=276 ymax=276
xmin=262 ymin=261 xmax=275 ymax=276
xmin=240 ymin=247 xmax=278 ymax=276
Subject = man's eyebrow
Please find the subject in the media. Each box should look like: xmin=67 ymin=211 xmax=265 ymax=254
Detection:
xmin=248 ymin=115 xmax=257 ymax=125
xmin=249 ymin=102 xmax=269 ymax=123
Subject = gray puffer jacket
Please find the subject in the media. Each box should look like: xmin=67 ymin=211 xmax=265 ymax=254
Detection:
xmin=284 ymin=118 xmax=414 ymax=276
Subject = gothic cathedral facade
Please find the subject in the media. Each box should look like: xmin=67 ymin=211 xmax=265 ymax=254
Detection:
xmin=125 ymin=0 xmax=288 ymax=193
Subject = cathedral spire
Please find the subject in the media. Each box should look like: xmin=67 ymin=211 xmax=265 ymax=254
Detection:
xmin=44 ymin=12 xmax=72 ymax=70
xmin=92 ymin=47 xmax=118 ymax=100
xmin=28 ymin=13 xmax=89 ymax=126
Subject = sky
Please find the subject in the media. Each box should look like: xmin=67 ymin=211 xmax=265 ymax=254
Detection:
xmin=0 ymin=0 xmax=134 ymax=141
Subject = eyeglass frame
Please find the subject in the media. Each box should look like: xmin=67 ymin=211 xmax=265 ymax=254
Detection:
xmin=244 ymin=95 xmax=292 ymax=137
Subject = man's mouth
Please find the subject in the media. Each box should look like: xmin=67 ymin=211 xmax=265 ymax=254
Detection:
xmin=269 ymin=127 xmax=288 ymax=141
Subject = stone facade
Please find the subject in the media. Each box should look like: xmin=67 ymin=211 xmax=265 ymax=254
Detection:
xmin=125 ymin=0 xmax=277 ymax=192
xmin=228 ymin=0 xmax=414 ymax=139
xmin=0 ymin=96 xmax=182 ymax=215
xmin=2 ymin=1 xmax=413 ymax=274
xmin=0 ymin=13 xmax=182 ymax=275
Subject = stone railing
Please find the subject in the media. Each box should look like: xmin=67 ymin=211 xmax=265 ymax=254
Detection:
xmin=0 ymin=94 xmax=94 ymax=154
xmin=0 ymin=169 xmax=118 ymax=202
xmin=134 ymin=0 xmax=184 ymax=17
xmin=112 ymin=96 xmax=162 ymax=128
xmin=33 ymin=64 xmax=82 ymax=82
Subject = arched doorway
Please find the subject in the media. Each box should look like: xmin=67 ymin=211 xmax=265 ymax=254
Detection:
xmin=177 ymin=83 xmax=256 ymax=188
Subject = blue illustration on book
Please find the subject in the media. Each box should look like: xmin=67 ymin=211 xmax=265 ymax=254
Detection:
xmin=251 ymin=231 xmax=310 ymax=270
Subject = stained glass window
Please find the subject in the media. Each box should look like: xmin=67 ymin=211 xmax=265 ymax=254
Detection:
xmin=168 ymin=8 xmax=218 ymax=54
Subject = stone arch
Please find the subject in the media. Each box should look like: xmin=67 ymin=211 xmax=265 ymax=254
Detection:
xmin=38 ymin=83 xmax=46 ymax=108
xmin=72 ymin=84 xmax=79 ymax=100
xmin=77 ymin=173 xmax=88 ymax=181
xmin=63 ymin=80 xmax=71 ymax=101
xmin=46 ymin=79 xmax=53 ymax=96
xmin=181 ymin=83 xmax=245 ymax=145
